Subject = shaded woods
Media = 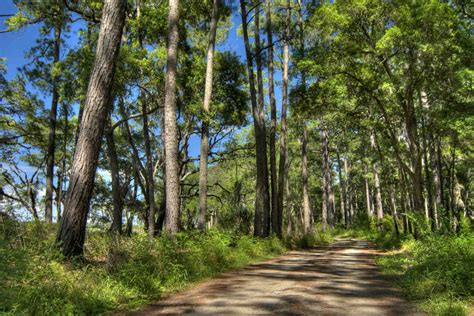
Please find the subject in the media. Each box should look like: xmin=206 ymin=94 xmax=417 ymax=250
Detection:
xmin=0 ymin=0 xmax=472 ymax=314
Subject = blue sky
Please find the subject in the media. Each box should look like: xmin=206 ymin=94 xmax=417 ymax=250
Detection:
xmin=0 ymin=0 xmax=287 ymax=221
xmin=0 ymin=0 xmax=285 ymax=163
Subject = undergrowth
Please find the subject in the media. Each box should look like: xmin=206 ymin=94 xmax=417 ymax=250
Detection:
xmin=284 ymin=224 xmax=336 ymax=249
xmin=0 ymin=220 xmax=285 ymax=315
xmin=338 ymin=216 xmax=474 ymax=315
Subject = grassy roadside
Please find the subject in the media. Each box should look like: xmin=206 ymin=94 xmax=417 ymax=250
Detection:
xmin=0 ymin=222 xmax=286 ymax=315
xmin=337 ymin=223 xmax=474 ymax=315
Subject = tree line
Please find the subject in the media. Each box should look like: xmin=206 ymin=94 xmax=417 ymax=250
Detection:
xmin=0 ymin=0 xmax=472 ymax=258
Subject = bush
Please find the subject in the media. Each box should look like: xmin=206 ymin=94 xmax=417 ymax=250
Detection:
xmin=0 ymin=222 xmax=286 ymax=314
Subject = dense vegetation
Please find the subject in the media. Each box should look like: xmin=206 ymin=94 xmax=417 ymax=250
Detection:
xmin=0 ymin=0 xmax=472 ymax=314
xmin=0 ymin=220 xmax=285 ymax=314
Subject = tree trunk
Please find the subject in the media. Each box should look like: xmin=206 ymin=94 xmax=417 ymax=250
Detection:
xmin=390 ymin=184 xmax=400 ymax=235
xmin=364 ymin=163 xmax=373 ymax=219
xmin=436 ymin=137 xmax=446 ymax=210
xmin=422 ymin=116 xmax=436 ymax=230
xmin=398 ymin=166 xmax=408 ymax=234
xmin=302 ymin=124 xmax=312 ymax=234
xmin=320 ymin=126 xmax=333 ymax=228
xmin=277 ymin=0 xmax=291 ymax=237
xmin=429 ymin=133 xmax=440 ymax=229
xmin=56 ymin=101 xmax=68 ymax=223
xmin=106 ymin=119 xmax=123 ymax=235
xmin=336 ymin=151 xmax=347 ymax=226
xmin=240 ymin=0 xmax=269 ymax=238
xmin=321 ymin=127 xmax=329 ymax=232
xmin=163 ymin=0 xmax=180 ymax=234
xmin=405 ymin=97 xmax=424 ymax=214
xmin=296 ymin=0 xmax=312 ymax=234
xmin=329 ymin=176 xmax=336 ymax=228
xmin=370 ymin=130 xmax=384 ymax=227
xmin=57 ymin=0 xmax=126 ymax=258
xmin=45 ymin=23 xmax=62 ymax=224
xmin=265 ymin=0 xmax=278 ymax=237
xmin=198 ymin=0 xmax=219 ymax=229
xmin=345 ymin=159 xmax=354 ymax=225
xmin=254 ymin=5 xmax=271 ymax=237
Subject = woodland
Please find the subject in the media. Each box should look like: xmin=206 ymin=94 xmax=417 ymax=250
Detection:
xmin=0 ymin=0 xmax=473 ymax=314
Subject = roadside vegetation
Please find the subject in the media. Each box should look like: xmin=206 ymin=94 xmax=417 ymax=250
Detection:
xmin=339 ymin=217 xmax=474 ymax=315
xmin=0 ymin=220 xmax=285 ymax=315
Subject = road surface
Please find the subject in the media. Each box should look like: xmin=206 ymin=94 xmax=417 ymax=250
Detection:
xmin=130 ymin=238 xmax=421 ymax=315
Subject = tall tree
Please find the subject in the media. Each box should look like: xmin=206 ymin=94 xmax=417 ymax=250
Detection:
xmin=370 ymin=130 xmax=384 ymax=227
xmin=163 ymin=0 xmax=180 ymax=234
xmin=106 ymin=119 xmax=123 ymax=234
xmin=45 ymin=18 xmax=62 ymax=224
xmin=239 ymin=0 xmax=269 ymax=237
xmin=301 ymin=124 xmax=312 ymax=234
xmin=264 ymin=0 xmax=278 ymax=237
xmin=276 ymin=0 xmax=291 ymax=237
xmin=198 ymin=0 xmax=220 ymax=230
xmin=57 ymin=0 xmax=126 ymax=257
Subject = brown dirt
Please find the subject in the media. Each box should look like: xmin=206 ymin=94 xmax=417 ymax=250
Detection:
xmin=127 ymin=238 xmax=422 ymax=315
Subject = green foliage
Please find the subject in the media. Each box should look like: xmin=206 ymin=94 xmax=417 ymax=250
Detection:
xmin=284 ymin=224 xmax=337 ymax=249
xmin=0 ymin=222 xmax=285 ymax=314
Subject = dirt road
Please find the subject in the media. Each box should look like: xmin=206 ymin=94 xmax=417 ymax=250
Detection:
xmin=130 ymin=239 xmax=420 ymax=315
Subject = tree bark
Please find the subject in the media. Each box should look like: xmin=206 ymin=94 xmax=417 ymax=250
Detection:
xmin=370 ymin=130 xmax=384 ymax=227
xmin=436 ymin=137 xmax=446 ymax=210
xmin=398 ymin=167 xmax=408 ymax=234
xmin=296 ymin=0 xmax=312 ymax=234
xmin=302 ymin=124 xmax=312 ymax=234
xmin=421 ymin=116 xmax=436 ymax=230
xmin=106 ymin=119 xmax=123 ymax=235
xmin=321 ymin=127 xmax=329 ymax=232
xmin=264 ymin=0 xmax=278 ymax=237
xmin=430 ymin=133 xmax=441 ymax=229
xmin=405 ymin=97 xmax=424 ymax=214
xmin=45 ymin=23 xmax=62 ymax=224
xmin=277 ymin=0 xmax=291 ymax=237
xmin=163 ymin=0 xmax=180 ymax=234
xmin=240 ymin=0 xmax=269 ymax=238
xmin=198 ymin=0 xmax=219 ymax=230
xmin=364 ymin=163 xmax=373 ymax=219
xmin=345 ymin=159 xmax=354 ymax=225
xmin=254 ymin=4 xmax=271 ymax=237
xmin=336 ymin=151 xmax=347 ymax=226
xmin=390 ymin=184 xmax=400 ymax=235
xmin=57 ymin=0 xmax=126 ymax=258
xmin=56 ymin=100 xmax=68 ymax=223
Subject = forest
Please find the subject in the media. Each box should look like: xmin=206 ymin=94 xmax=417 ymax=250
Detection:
xmin=0 ymin=0 xmax=473 ymax=314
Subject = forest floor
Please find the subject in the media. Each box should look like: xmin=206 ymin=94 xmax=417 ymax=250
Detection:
xmin=127 ymin=238 xmax=422 ymax=315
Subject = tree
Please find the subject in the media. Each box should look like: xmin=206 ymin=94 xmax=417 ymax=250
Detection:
xmin=57 ymin=0 xmax=126 ymax=258
xmin=198 ymin=0 xmax=220 ymax=229
xmin=163 ymin=0 xmax=180 ymax=234
xmin=45 ymin=9 xmax=64 ymax=224
xmin=264 ymin=0 xmax=278 ymax=237
xmin=239 ymin=0 xmax=271 ymax=238
xmin=276 ymin=0 xmax=291 ymax=237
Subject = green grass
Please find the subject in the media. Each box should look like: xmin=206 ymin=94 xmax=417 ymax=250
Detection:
xmin=0 ymin=221 xmax=286 ymax=315
xmin=2 ymin=218 xmax=472 ymax=315
xmin=336 ymin=219 xmax=474 ymax=315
